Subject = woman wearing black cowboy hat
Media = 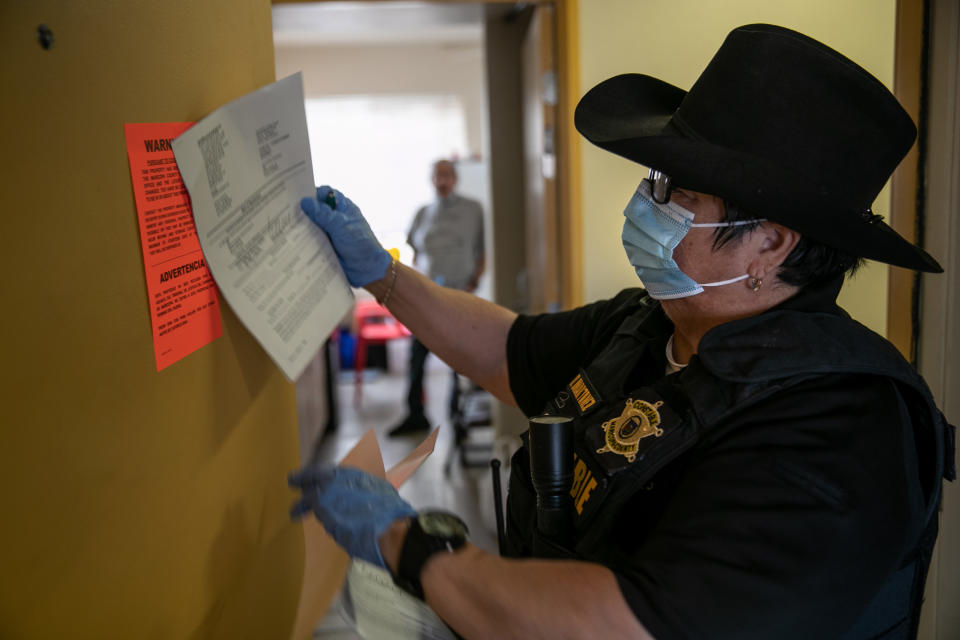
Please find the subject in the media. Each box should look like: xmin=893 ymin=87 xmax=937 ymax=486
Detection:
xmin=290 ymin=24 xmax=954 ymax=639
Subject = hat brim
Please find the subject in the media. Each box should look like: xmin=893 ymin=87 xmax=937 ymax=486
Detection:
xmin=575 ymin=74 xmax=943 ymax=273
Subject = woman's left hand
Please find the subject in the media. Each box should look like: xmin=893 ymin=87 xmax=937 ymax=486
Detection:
xmin=289 ymin=465 xmax=416 ymax=568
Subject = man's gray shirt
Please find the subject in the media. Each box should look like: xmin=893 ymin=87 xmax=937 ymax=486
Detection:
xmin=407 ymin=194 xmax=485 ymax=290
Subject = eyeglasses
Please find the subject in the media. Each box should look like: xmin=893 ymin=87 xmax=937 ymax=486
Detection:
xmin=646 ymin=169 xmax=674 ymax=204
xmin=646 ymin=168 xmax=766 ymax=226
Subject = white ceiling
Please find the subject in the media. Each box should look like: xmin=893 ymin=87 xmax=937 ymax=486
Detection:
xmin=272 ymin=2 xmax=485 ymax=46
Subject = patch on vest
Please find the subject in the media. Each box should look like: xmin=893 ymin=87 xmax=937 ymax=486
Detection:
xmin=552 ymin=369 xmax=602 ymax=416
xmin=570 ymin=453 xmax=599 ymax=516
xmin=569 ymin=373 xmax=597 ymax=412
xmin=597 ymin=398 xmax=664 ymax=462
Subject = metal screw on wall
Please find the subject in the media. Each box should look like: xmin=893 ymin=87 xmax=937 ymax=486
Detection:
xmin=37 ymin=24 xmax=54 ymax=50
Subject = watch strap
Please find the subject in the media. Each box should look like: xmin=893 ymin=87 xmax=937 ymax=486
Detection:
xmin=395 ymin=517 xmax=428 ymax=599
xmin=394 ymin=514 xmax=467 ymax=599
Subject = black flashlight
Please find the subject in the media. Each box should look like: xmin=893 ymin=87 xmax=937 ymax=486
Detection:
xmin=528 ymin=414 xmax=575 ymax=546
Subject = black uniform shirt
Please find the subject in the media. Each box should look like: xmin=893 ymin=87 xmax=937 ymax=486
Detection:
xmin=505 ymin=278 xmax=925 ymax=639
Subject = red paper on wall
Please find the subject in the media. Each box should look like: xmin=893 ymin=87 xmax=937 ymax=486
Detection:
xmin=124 ymin=122 xmax=222 ymax=371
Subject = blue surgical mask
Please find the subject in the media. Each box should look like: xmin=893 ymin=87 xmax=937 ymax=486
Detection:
xmin=621 ymin=180 xmax=760 ymax=300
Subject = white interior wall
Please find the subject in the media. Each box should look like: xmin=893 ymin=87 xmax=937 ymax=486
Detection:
xmin=275 ymin=43 xmax=486 ymax=158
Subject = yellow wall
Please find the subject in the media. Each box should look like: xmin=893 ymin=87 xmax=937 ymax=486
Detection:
xmin=0 ymin=2 xmax=304 ymax=637
xmin=576 ymin=0 xmax=896 ymax=334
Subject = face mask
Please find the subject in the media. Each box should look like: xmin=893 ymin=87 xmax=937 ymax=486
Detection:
xmin=621 ymin=180 xmax=760 ymax=300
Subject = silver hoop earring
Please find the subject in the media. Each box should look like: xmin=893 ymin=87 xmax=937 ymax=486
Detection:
xmin=749 ymin=277 xmax=763 ymax=292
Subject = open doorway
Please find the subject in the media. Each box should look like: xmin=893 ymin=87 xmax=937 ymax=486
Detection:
xmin=272 ymin=2 xmax=492 ymax=298
xmin=272 ymin=1 xmax=571 ymax=316
xmin=277 ymin=1 xmax=568 ymax=456
xmin=275 ymin=2 xmax=494 ymax=470
xmin=270 ymin=4 xmax=572 ymax=635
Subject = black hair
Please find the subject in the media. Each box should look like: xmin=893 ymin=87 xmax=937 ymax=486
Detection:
xmin=712 ymin=200 xmax=864 ymax=288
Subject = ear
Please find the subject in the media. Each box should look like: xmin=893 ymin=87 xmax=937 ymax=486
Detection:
xmin=747 ymin=222 xmax=801 ymax=280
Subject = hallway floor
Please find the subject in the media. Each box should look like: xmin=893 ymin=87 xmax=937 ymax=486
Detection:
xmin=310 ymin=355 xmax=503 ymax=638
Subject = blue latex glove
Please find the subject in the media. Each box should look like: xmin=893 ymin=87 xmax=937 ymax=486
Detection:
xmin=288 ymin=465 xmax=416 ymax=568
xmin=300 ymin=186 xmax=392 ymax=287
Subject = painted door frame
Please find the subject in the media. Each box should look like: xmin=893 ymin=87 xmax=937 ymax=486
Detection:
xmin=891 ymin=1 xmax=959 ymax=637
xmin=915 ymin=0 xmax=960 ymax=637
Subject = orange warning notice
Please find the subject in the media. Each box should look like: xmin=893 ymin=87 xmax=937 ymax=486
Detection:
xmin=125 ymin=122 xmax=222 ymax=371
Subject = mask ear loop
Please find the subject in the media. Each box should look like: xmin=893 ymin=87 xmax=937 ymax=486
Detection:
xmin=700 ymin=274 xmax=751 ymax=288
xmin=690 ymin=219 xmax=766 ymax=290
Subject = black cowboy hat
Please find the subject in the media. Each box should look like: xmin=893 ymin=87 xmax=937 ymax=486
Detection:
xmin=575 ymin=23 xmax=942 ymax=273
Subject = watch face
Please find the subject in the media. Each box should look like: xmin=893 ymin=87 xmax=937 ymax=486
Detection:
xmin=418 ymin=511 xmax=469 ymax=538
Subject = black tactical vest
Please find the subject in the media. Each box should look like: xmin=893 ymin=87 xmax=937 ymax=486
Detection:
xmin=506 ymin=296 xmax=955 ymax=639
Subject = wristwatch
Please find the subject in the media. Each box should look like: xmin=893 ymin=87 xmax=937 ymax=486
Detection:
xmin=394 ymin=510 xmax=469 ymax=599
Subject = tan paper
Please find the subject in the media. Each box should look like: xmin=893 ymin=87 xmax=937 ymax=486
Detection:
xmin=289 ymin=428 xmax=439 ymax=640
xmin=386 ymin=427 xmax=440 ymax=489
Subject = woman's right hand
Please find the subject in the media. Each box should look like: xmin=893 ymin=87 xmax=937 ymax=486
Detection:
xmin=300 ymin=186 xmax=392 ymax=287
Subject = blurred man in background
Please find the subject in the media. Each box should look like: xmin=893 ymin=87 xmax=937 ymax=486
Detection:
xmin=389 ymin=159 xmax=485 ymax=437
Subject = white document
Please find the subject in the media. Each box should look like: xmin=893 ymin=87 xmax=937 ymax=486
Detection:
xmin=172 ymin=73 xmax=352 ymax=381
xmin=339 ymin=560 xmax=456 ymax=640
